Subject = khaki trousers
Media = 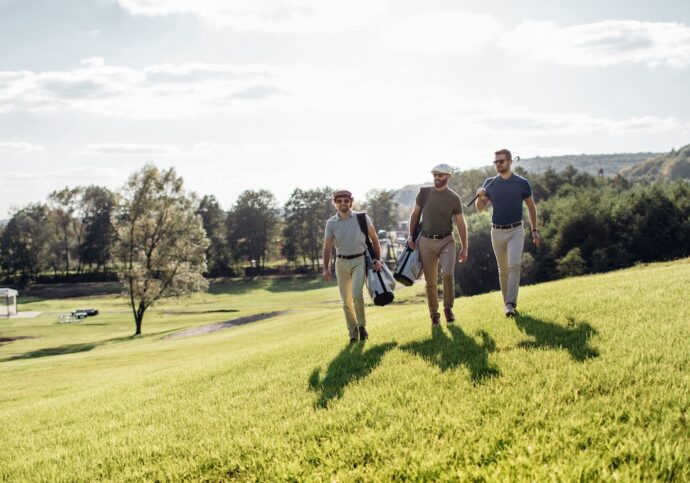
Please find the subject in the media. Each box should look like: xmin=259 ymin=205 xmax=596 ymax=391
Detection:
xmin=335 ymin=257 xmax=367 ymax=339
xmin=491 ymin=225 xmax=524 ymax=307
xmin=419 ymin=236 xmax=456 ymax=316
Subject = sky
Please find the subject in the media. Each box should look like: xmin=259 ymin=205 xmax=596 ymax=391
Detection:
xmin=1 ymin=0 xmax=690 ymax=218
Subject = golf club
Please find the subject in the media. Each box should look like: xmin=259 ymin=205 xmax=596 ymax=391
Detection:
xmin=466 ymin=155 xmax=520 ymax=207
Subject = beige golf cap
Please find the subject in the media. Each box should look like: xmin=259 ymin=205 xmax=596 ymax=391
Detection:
xmin=332 ymin=189 xmax=353 ymax=199
xmin=431 ymin=163 xmax=453 ymax=175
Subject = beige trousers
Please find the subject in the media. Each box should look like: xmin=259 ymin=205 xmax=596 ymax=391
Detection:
xmin=419 ymin=236 xmax=456 ymax=316
xmin=335 ymin=257 xmax=367 ymax=339
xmin=491 ymin=225 xmax=524 ymax=307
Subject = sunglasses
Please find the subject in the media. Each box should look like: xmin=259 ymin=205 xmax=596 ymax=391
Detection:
xmin=493 ymin=159 xmax=508 ymax=165
xmin=334 ymin=198 xmax=351 ymax=203
xmin=432 ymin=173 xmax=449 ymax=178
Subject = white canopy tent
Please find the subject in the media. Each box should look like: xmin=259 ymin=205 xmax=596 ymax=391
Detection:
xmin=1 ymin=288 xmax=18 ymax=317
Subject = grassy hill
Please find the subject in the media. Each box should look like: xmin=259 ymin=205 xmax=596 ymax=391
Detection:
xmin=1 ymin=261 xmax=689 ymax=480
xmin=620 ymin=144 xmax=690 ymax=180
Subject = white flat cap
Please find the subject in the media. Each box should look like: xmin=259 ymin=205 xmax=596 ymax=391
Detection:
xmin=431 ymin=163 xmax=453 ymax=175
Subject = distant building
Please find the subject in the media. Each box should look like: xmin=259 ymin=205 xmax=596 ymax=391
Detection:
xmin=1 ymin=288 xmax=18 ymax=317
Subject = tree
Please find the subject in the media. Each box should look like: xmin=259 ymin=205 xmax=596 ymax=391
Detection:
xmin=197 ymin=195 xmax=232 ymax=276
xmin=115 ymin=165 xmax=209 ymax=335
xmin=48 ymin=187 xmax=84 ymax=275
xmin=0 ymin=204 xmax=56 ymax=283
xmin=227 ymin=189 xmax=278 ymax=272
xmin=80 ymin=186 xmax=117 ymax=273
xmin=282 ymin=187 xmax=332 ymax=271
xmin=363 ymin=189 xmax=398 ymax=232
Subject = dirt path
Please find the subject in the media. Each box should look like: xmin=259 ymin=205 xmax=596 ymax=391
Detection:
xmin=165 ymin=311 xmax=286 ymax=340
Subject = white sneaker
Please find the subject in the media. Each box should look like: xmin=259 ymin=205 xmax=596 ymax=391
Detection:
xmin=504 ymin=303 xmax=516 ymax=317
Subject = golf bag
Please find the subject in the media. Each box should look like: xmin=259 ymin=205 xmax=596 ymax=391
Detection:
xmin=356 ymin=212 xmax=395 ymax=306
xmin=393 ymin=187 xmax=430 ymax=286
xmin=393 ymin=239 xmax=423 ymax=286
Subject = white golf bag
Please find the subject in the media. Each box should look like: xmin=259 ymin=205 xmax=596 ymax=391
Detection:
xmin=393 ymin=240 xmax=423 ymax=287
xmin=365 ymin=255 xmax=396 ymax=306
xmin=356 ymin=212 xmax=396 ymax=306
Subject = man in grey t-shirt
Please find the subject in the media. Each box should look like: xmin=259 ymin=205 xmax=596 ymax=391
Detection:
xmin=323 ymin=189 xmax=383 ymax=343
xmin=475 ymin=149 xmax=541 ymax=317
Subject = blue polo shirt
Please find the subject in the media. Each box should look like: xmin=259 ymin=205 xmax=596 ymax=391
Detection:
xmin=483 ymin=174 xmax=532 ymax=225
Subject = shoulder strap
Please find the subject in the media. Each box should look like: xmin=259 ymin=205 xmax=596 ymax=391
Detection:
xmin=356 ymin=212 xmax=375 ymax=258
xmin=418 ymin=186 xmax=431 ymax=211
xmin=412 ymin=187 xmax=432 ymax=238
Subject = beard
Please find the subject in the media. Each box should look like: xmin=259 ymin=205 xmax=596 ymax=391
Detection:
xmin=434 ymin=177 xmax=449 ymax=188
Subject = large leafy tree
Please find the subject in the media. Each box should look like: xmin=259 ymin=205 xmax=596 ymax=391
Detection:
xmin=115 ymin=165 xmax=209 ymax=335
xmin=80 ymin=186 xmax=117 ymax=273
xmin=197 ymin=195 xmax=232 ymax=276
xmin=363 ymin=189 xmax=398 ymax=232
xmin=227 ymin=189 xmax=278 ymax=272
xmin=0 ymin=204 xmax=56 ymax=282
xmin=48 ymin=187 xmax=84 ymax=275
xmin=282 ymin=187 xmax=332 ymax=271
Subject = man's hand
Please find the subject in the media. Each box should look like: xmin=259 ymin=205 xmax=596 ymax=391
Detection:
xmin=406 ymin=237 xmax=417 ymax=250
xmin=532 ymin=230 xmax=541 ymax=247
xmin=323 ymin=268 xmax=332 ymax=283
xmin=476 ymin=187 xmax=487 ymax=198
xmin=458 ymin=247 xmax=468 ymax=263
xmin=372 ymin=259 xmax=383 ymax=272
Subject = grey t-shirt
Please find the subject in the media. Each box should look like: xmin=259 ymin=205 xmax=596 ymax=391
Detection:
xmin=324 ymin=211 xmax=373 ymax=256
xmin=483 ymin=173 xmax=532 ymax=225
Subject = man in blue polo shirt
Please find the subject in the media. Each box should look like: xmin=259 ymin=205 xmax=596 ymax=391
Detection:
xmin=475 ymin=149 xmax=541 ymax=316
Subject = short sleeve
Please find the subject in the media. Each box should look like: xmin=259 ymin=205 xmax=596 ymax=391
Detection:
xmin=324 ymin=220 xmax=334 ymax=239
xmin=365 ymin=214 xmax=374 ymax=229
xmin=522 ymin=179 xmax=533 ymax=199
xmin=482 ymin=177 xmax=493 ymax=199
xmin=452 ymin=193 xmax=462 ymax=215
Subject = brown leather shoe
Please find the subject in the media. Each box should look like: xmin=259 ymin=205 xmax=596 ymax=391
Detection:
xmin=444 ymin=307 xmax=455 ymax=323
xmin=431 ymin=313 xmax=441 ymax=325
xmin=358 ymin=326 xmax=369 ymax=341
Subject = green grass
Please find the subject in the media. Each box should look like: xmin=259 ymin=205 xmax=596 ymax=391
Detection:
xmin=1 ymin=261 xmax=689 ymax=481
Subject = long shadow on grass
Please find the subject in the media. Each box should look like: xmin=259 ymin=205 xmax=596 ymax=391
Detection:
xmin=514 ymin=313 xmax=599 ymax=361
xmin=401 ymin=325 xmax=500 ymax=382
xmin=308 ymin=342 xmax=397 ymax=409
xmin=2 ymin=329 xmax=178 ymax=362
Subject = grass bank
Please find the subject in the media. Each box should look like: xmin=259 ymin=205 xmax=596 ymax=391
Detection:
xmin=1 ymin=261 xmax=689 ymax=480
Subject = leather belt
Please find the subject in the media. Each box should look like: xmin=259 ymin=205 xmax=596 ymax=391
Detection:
xmin=422 ymin=233 xmax=452 ymax=239
xmin=337 ymin=251 xmax=366 ymax=259
xmin=492 ymin=221 xmax=523 ymax=229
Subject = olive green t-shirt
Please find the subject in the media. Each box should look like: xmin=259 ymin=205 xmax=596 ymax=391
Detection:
xmin=416 ymin=187 xmax=462 ymax=235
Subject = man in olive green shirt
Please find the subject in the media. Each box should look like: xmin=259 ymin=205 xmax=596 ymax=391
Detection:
xmin=407 ymin=164 xmax=468 ymax=325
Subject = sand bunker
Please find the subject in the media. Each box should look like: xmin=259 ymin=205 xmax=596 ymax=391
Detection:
xmin=165 ymin=311 xmax=285 ymax=340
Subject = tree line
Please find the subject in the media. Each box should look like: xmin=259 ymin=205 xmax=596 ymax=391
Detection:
xmin=2 ymin=163 xmax=689 ymax=295
xmin=455 ymin=166 xmax=690 ymax=296
xmin=0 ymin=167 xmax=399 ymax=284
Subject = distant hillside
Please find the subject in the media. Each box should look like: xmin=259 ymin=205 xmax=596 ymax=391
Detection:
xmin=620 ymin=144 xmax=690 ymax=180
xmin=520 ymin=152 xmax=659 ymax=176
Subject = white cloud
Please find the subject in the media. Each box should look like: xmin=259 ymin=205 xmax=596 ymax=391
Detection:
xmin=0 ymin=59 xmax=292 ymax=119
xmin=0 ymin=141 xmax=46 ymax=153
xmin=116 ymin=0 xmax=390 ymax=33
xmin=444 ymin=96 xmax=684 ymax=134
xmin=379 ymin=11 xmax=502 ymax=54
xmin=502 ymin=19 xmax=690 ymax=67
xmin=78 ymin=143 xmax=181 ymax=156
